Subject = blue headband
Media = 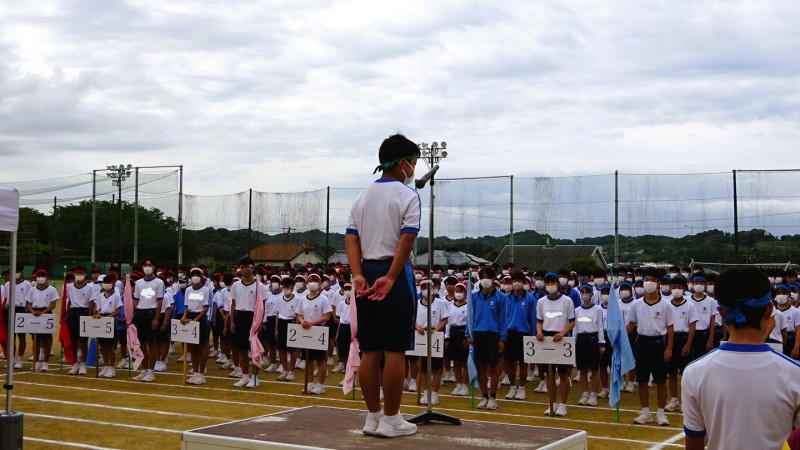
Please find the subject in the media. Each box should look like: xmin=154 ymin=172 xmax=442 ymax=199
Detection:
xmin=717 ymin=292 xmax=772 ymax=325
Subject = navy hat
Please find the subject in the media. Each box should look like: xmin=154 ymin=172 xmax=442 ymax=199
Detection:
xmin=776 ymin=284 xmax=791 ymax=292
xmin=544 ymin=272 xmax=559 ymax=281
xmin=579 ymin=284 xmax=593 ymax=292
xmin=619 ymin=281 xmax=633 ymax=290
xmin=691 ymin=274 xmax=707 ymax=283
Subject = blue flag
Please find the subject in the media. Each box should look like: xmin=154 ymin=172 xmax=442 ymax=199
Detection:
xmin=466 ymin=272 xmax=479 ymax=388
xmin=607 ymin=275 xmax=636 ymax=407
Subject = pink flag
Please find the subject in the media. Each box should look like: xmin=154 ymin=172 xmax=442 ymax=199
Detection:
xmin=343 ymin=288 xmax=360 ymax=395
xmin=124 ymin=276 xmax=144 ymax=370
xmin=249 ymin=282 xmax=265 ymax=368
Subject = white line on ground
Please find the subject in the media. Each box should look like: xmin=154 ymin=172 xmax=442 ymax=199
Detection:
xmin=24 ymin=437 xmax=122 ymax=450
xmin=647 ymin=431 xmax=685 ymax=450
xmin=15 ymin=395 xmax=222 ymax=420
xmin=27 ymin=412 xmax=181 ymax=434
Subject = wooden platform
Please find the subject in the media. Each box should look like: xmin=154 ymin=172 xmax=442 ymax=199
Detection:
xmin=181 ymin=406 xmax=587 ymax=450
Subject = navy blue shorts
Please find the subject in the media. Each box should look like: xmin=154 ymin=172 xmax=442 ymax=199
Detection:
xmin=356 ymin=260 xmax=415 ymax=353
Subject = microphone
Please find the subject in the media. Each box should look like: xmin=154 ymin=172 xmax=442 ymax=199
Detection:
xmin=415 ymin=164 xmax=440 ymax=189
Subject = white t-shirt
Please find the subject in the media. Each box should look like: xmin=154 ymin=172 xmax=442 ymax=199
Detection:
xmin=690 ymin=295 xmax=718 ymax=331
xmin=67 ymin=282 xmax=98 ymax=309
xmin=134 ymin=277 xmax=165 ymax=310
xmin=276 ymin=294 xmax=301 ymax=320
xmin=769 ymin=308 xmax=788 ymax=343
xmin=96 ymin=291 xmax=123 ymax=316
xmin=185 ymin=285 xmax=210 ymax=314
xmin=682 ymin=343 xmax=800 ymax=449
xmin=776 ymin=305 xmax=800 ymax=334
xmin=574 ymin=304 xmax=605 ymax=343
xmin=229 ymin=280 xmax=268 ymax=312
xmin=619 ymin=297 xmax=639 ymax=325
xmin=536 ymin=294 xmax=575 ymax=332
xmin=160 ymin=290 xmax=174 ymax=314
xmin=221 ymin=287 xmax=232 ymax=313
xmin=3 ymin=280 xmax=32 ymax=308
xmin=264 ymin=290 xmax=282 ymax=320
xmin=297 ymin=293 xmax=333 ymax=324
xmin=337 ymin=299 xmax=351 ymax=326
xmin=416 ymin=297 xmax=450 ymax=329
xmin=670 ymin=299 xmax=700 ymax=333
xmin=346 ymin=179 xmax=421 ymax=261
xmin=628 ymin=296 xmax=675 ymax=336
xmin=25 ymin=285 xmax=59 ymax=309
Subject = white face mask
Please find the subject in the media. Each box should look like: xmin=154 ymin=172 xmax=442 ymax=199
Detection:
xmin=36 ymin=277 xmax=47 ymax=285
xmin=681 ymin=272 xmax=690 ymax=279
xmin=523 ymin=284 xmax=531 ymax=292
xmin=545 ymin=285 xmax=558 ymax=294
xmin=621 ymin=290 xmax=632 ymax=299
xmin=191 ymin=276 xmax=202 ymax=285
xmin=502 ymin=270 xmax=510 ymax=275
xmin=479 ymin=279 xmax=493 ymax=289
xmin=401 ymin=159 xmax=414 ymax=185
xmin=568 ymin=280 xmax=575 ymax=288
xmin=455 ymin=273 xmax=464 ymax=280
xmin=775 ymin=277 xmax=783 ymax=284
xmin=75 ymin=275 xmax=85 ymax=282
xmin=791 ymin=292 xmax=799 ymax=301
xmin=283 ymin=289 xmax=293 ymax=297
xmin=178 ymin=282 xmax=187 ymax=289
xmin=600 ymin=294 xmax=609 ymax=303
xmin=588 ymin=280 xmax=596 ymax=287
xmin=643 ymin=281 xmax=658 ymax=294
xmin=635 ymin=287 xmax=645 ymax=296
xmin=280 ymin=274 xmax=289 ymax=279
xmin=594 ymin=278 xmax=605 ymax=286
xmin=693 ymin=284 xmax=705 ymax=293
xmin=535 ymin=280 xmax=545 ymax=289
xmin=143 ymin=267 xmax=154 ymax=275
xmin=455 ymin=292 xmax=465 ymax=301
xmin=706 ymin=285 xmax=714 ymax=294
xmin=660 ymin=285 xmax=671 ymax=294
xmin=101 ymin=283 xmax=113 ymax=291
xmin=220 ymin=282 xmax=226 ymax=288
xmin=271 ymin=282 xmax=280 ymax=290
xmin=431 ymin=273 xmax=441 ymax=280
xmin=323 ymin=281 xmax=330 ymax=289
xmin=558 ymin=277 xmax=568 ymax=286
xmin=414 ymin=273 xmax=423 ymax=281
xmin=776 ymin=294 xmax=789 ymax=305
xmin=672 ymin=289 xmax=684 ymax=298
xmin=307 ymin=282 xmax=319 ymax=291
xmin=420 ymin=288 xmax=429 ymax=297
xmin=295 ymin=282 xmax=305 ymax=290
xmin=580 ymin=293 xmax=591 ymax=302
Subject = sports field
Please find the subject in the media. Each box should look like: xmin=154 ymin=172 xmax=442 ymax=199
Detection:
xmin=4 ymin=350 xmax=686 ymax=450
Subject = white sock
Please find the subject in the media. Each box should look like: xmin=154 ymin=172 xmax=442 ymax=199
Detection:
xmin=671 ymin=397 xmax=678 ymax=402
xmin=367 ymin=411 xmax=383 ymax=420
xmin=642 ymin=407 xmax=650 ymax=415
xmin=657 ymin=408 xmax=665 ymax=415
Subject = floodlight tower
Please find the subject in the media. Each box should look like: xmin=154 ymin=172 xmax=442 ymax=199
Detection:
xmin=107 ymin=164 xmax=132 ymax=270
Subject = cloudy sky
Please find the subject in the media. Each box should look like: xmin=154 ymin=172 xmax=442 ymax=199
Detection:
xmin=1 ymin=1 xmax=799 ymax=237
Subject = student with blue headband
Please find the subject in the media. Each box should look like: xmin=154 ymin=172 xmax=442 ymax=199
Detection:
xmin=682 ymin=267 xmax=800 ymax=450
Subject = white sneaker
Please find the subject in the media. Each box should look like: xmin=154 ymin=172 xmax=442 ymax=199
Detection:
xmin=222 ymin=360 xmax=234 ymax=370
xmin=98 ymin=366 xmax=109 ymax=377
xmin=665 ymin=399 xmax=681 ymax=412
xmin=431 ymin=392 xmax=439 ymax=405
xmin=505 ymin=387 xmax=518 ymax=400
xmin=34 ymin=362 xmax=42 ymax=372
xmin=40 ymin=362 xmax=49 ymax=372
xmin=403 ymin=379 xmax=410 ymax=390
xmin=234 ymin=376 xmax=249 ymax=388
xmin=177 ymin=355 xmax=184 ymax=362
xmin=500 ymin=374 xmax=510 ymax=385
xmin=154 ymin=361 xmax=166 ymax=372
xmin=296 ymin=360 xmax=306 ymax=370
xmin=526 ymin=371 xmax=536 ymax=382
xmin=68 ymin=364 xmax=80 ymax=375
xmin=332 ymin=363 xmax=345 ymax=374
xmin=598 ymin=388 xmax=609 ymax=399
xmin=265 ymin=363 xmax=279 ymax=373
xmin=198 ymin=374 xmax=207 ymax=384
xmin=285 ymin=371 xmax=295 ymax=381
xmin=656 ymin=413 xmax=670 ymax=426
xmin=229 ymin=368 xmax=243 ymax=378
xmin=587 ymin=393 xmax=598 ymax=406
xmin=555 ymin=377 xmax=561 ymax=387
xmin=277 ymin=371 xmax=288 ymax=381
xmin=327 ymin=357 xmax=335 ymax=366
xmin=555 ymin=404 xmax=567 ymax=416
xmin=215 ymin=355 xmax=225 ymax=364
xmin=28 ymin=355 xmax=34 ymax=361
xmin=104 ymin=368 xmax=116 ymax=378
xmin=624 ymin=382 xmax=635 ymax=393
xmin=209 ymin=349 xmax=219 ymax=358
xmin=578 ymin=393 xmax=589 ymax=405
xmin=408 ymin=379 xmax=417 ymax=392
xmin=633 ymin=412 xmax=654 ymax=424
xmin=116 ymin=359 xmax=129 ymax=369
xmin=573 ymin=374 xmax=580 ymax=382
xmin=13 ymin=359 xmax=23 ymax=369
xmin=544 ymin=406 xmax=553 ymax=416
xmin=142 ymin=371 xmax=155 ymax=382
xmin=313 ymin=384 xmax=326 ymax=395
xmin=132 ymin=371 xmax=146 ymax=381
xmin=476 ymin=397 xmax=489 ymax=409
xmin=186 ymin=373 xmax=201 ymax=385
xmin=514 ymin=388 xmax=527 ymax=400
xmin=245 ymin=377 xmax=259 ymax=389
xmin=486 ymin=397 xmax=497 ymax=410
xmin=459 ymin=385 xmax=470 ymax=396
xmin=420 ymin=390 xmax=428 ymax=405
xmin=374 ymin=414 xmax=417 ymax=438
xmin=534 ymin=380 xmax=547 ymax=393
xmin=451 ymin=385 xmax=463 ymax=396
xmin=362 ymin=412 xmax=383 ymax=436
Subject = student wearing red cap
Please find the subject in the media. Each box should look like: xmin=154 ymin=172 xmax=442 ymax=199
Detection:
xmin=66 ymin=266 xmax=97 ymax=376
xmin=25 ymin=269 xmax=59 ymax=372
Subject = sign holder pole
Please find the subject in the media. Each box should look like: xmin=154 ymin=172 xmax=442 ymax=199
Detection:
xmin=95 ymin=339 xmax=99 ymax=378
xmin=183 ymin=343 xmax=188 ymax=384
xmin=304 ymin=349 xmax=310 ymax=394
xmin=548 ymin=364 xmax=555 ymax=417
xmin=32 ymin=335 xmax=39 ymax=372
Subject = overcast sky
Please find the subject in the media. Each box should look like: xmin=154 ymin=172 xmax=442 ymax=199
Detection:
xmin=1 ymin=1 xmax=798 ymax=203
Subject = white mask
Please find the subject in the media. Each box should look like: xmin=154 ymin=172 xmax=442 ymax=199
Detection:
xmin=455 ymin=273 xmax=464 ymax=280
xmin=281 ymin=274 xmax=289 ymax=279
xmin=621 ymin=290 xmax=632 ymax=299
xmin=455 ymin=292 xmax=465 ymax=301
xmin=643 ymin=281 xmax=658 ymax=294
xmin=401 ymin=159 xmax=414 ymax=185
xmin=791 ymin=292 xmax=799 ymax=300
xmin=580 ymin=293 xmax=591 ymax=302
xmin=307 ymin=282 xmax=319 ymax=291
xmin=558 ymin=277 xmax=568 ymax=286
xmin=600 ymin=294 xmax=609 ymax=303
xmin=706 ymin=285 xmax=714 ymax=294
xmin=271 ymin=282 xmax=280 ymax=290
xmin=775 ymin=277 xmax=783 ymax=284
xmin=681 ymin=272 xmax=690 ymax=279
xmin=545 ymin=285 xmax=558 ymax=294
xmin=432 ymin=273 xmax=441 ymax=280
xmin=672 ymin=289 xmax=684 ymax=298
xmin=283 ymin=289 xmax=293 ymax=297
xmin=36 ymin=277 xmax=47 ymax=285
xmin=191 ymin=276 xmax=202 ymax=285
xmin=588 ymin=280 xmax=596 ymax=287
xmin=635 ymin=287 xmax=645 ymax=296
xmin=323 ymin=281 xmax=330 ymax=289
xmin=178 ymin=282 xmax=187 ymax=289
xmin=479 ymin=279 xmax=493 ymax=289
xmin=143 ymin=267 xmax=154 ymax=275
xmin=101 ymin=283 xmax=113 ymax=291
xmin=415 ymin=273 xmax=423 ymax=281
xmin=420 ymin=289 xmax=429 ymax=297
xmin=568 ymin=280 xmax=575 ymax=288
xmin=75 ymin=275 xmax=85 ymax=282
xmin=660 ymin=285 xmax=671 ymax=294
xmin=15 ymin=272 xmax=22 ymax=279
xmin=776 ymin=294 xmax=789 ymax=305
xmin=523 ymin=284 xmax=531 ymax=292
xmin=535 ymin=280 xmax=545 ymax=289
xmin=220 ymin=282 xmax=226 ymax=288
xmin=295 ymin=282 xmax=305 ymax=290
xmin=693 ymin=284 xmax=705 ymax=293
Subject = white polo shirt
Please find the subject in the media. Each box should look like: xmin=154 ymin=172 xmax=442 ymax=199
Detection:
xmin=263 ymin=290 xmax=282 ymax=321
xmin=229 ymin=280 xmax=268 ymax=312
xmin=536 ymin=294 xmax=575 ymax=332
xmin=297 ymin=293 xmax=333 ymax=324
xmin=134 ymin=277 xmax=165 ymax=309
xmin=690 ymin=295 xmax=717 ymax=331
xmin=67 ymin=282 xmax=98 ymax=309
xmin=670 ymin=299 xmax=700 ymax=333
xmin=346 ymin=179 xmax=421 ymax=261
xmin=416 ymin=297 xmax=450 ymax=329
xmin=3 ymin=280 xmax=32 ymax=308
xmin=682 ymin=343 xmax=800 ymax=449
xmin=276 ymin=294 xmax=301 ymax=320
xmin=627 ymin=296 xmax=675 ymax=336
xmin=95 ymin=291 xmax=123 ymax=316
xmin=25 ymin=285 xmax=59 ymax=309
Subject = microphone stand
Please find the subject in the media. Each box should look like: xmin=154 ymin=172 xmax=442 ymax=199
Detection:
xmin=409 ymin=162 xmax=461 ymax=426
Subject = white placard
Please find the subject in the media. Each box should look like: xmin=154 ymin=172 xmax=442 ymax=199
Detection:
xmin=15 ymin=313 xmax=56 ymax=334
xmin=171 ymin=319 xmax=200 ymax=344
xmin=287 ymin=323 xmax=328 ymax=351
xmin=721 ymin=340 xmax=783 ymax=353
xmin=406 ymin=331 xmax=444 ymax=358
xmin=523 ymin=336 xmax=576 ymax=365
xmin=79 ymin=316 xmax=115 ymax=338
